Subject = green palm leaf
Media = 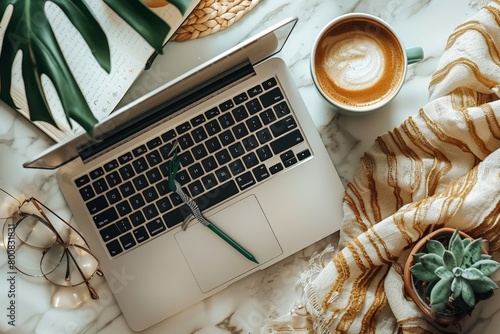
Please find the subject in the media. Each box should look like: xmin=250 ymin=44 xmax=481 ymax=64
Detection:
xmin=0 ymin=0 xmax=192 ymax=135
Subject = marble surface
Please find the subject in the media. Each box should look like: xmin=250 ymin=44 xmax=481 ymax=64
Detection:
xmin=0 ymin=0 xmax=498 ymax=333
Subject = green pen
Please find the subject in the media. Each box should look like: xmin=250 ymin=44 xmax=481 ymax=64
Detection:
xmin=167 ymin=148 xmax=259 ymax=264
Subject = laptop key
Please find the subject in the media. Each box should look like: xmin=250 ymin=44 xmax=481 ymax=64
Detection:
xmin=178 ymin=133 xmax=194 ymax=150
xmin=232 ymin=105 xmax=248 ymax=122
xmin=176 ymin=121 xmax=191 ymax=134
xmin=191 ymin=114 xmax=206 ymax=127
xmin=247 ymin=84 xmax=263 ymax=97
xmin=206 ymin=137 xmax=222 ymax=153
xmin=100 ymin=224 xmax=120 ymax=242
xmin=132 ymin=144 xmax=147 ymax=157
xmin=87 ymin=195 xmax=108 ymax=215
xmin=256 ymin=145 xmax=273 ymax=162
xmin=92 ymin=178 xmax=108 ymax=194
xmin=233 ymin=92 xmax=248 ymax=105
xmin=75 ymin=175 xmax=90 ymax=188
xmin=161 ymin=129 xmax=176 ymax=142
xmin=106 ymin=240 xmax=123 ymax=257
xmin=132 ymin=157 xmax=148 ymax=173
xmin=90 ymin=167 xmax=104 ymax=180
xmin=120 ymin=233 xmax=136 ymax=250
xmin=106 ymin=171 xmax=122 ymax=187
xmin=236 ymin=171 xmax=256 ymax=191
xmin=133 ymin=174 xmax=148 ymax=191
xmin=130 ymin=211 xmax=145 ymax=227
xmin=219 ymin=99 xmax=234 ymax=112
xmin=79 ymin=185 xmax=95 ymax=201
xmin=118 ymin=152 xmax=133 ymax=164
xmin=229 ymin=159 xmax=245 ymax=176
xmin=205 ymin=107 xmax=220 ymax=119
xmin=133 ymin=226 xmax=150 ymax=243
xmin=119 ymin=181 xmax=135 ymax=198
xmin=270 ymin=116 xmax=297 ymax=137
xmin=262 ymin=77 xmax=278 ymax=90
xmin=215 ymin=166 xmax=231 ymax=183
xmin=116 ymin=218 xmax=132 ymax=233
xmin=146 ymin=218 xmax=166 ymax=236
xmin=274 ymin=101 xmax=291 ymax=118
xmin=260 ymin=87 xmax=284 ymax=108
xmin=163 ymin=205 xmax=189 ymax=228
xmin=297 ymin=149 xmax=312 ymax=161
xmin=93 ymin=207 xmax=118 ymax=228
xmin=205 ymin=119 xmax=222 ymax=136
xmin=246 ymin=116 xmax=263 ymax=132
xmin=119 ymin=164 xmax=135 ymax=180
xmin=143 ymin=204 xmax=159 ymax=220
xmin=246 ymin=99 xmax=262 ymax=115
xmin=270 ymin=129 xmax=304 ymax=155
xmin=104 ymin=159 xmax=119 ymax=172
xmin=106 ymin=188 xmax=122 ymax=205
xmin=146 ymin=136 xmax=163 ymax=150
xmin=192 ymin=126 xmax=208 ymax=143
xmin=146 ymin=150 xmax=162 ymax=167
xmin=269 ymin=163 xmax=284 ymax=175
xmin=253 ymin=165 xmax=270 ymax=182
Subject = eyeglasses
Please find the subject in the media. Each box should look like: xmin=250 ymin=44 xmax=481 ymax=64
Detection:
xmin=1 ymin=191 xmax=102 ymax=300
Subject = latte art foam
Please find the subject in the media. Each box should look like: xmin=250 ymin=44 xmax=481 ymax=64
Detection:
xmin=314 ymin=18 xmax=405 ymax=109
xmin=323 ymin=33 xmax=385 ymax=92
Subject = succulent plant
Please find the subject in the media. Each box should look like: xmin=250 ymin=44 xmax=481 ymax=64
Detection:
xmin=410 ymin=229 xmax=500 ymax=315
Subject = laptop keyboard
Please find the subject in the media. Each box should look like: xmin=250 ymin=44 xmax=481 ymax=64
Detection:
xmin=73 ymin=77 xmax=312 ymax=257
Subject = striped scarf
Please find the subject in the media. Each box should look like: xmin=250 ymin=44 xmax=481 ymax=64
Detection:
xmin=264 ymin=1 xmax=500 ymax=333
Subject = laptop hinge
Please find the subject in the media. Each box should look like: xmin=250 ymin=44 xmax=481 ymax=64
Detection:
xmin=78 ymin=61 xmax=255 ymax=162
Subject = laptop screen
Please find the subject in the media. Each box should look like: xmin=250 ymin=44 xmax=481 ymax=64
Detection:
xmin=23 ymin=17 xmax=298 ymax=170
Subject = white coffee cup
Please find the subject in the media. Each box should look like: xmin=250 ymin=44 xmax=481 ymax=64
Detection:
xmin=311 ymin=13 xmax=423 ymax=114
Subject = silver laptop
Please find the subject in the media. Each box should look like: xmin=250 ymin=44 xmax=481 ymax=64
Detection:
xmin=24 ymin=17 xmax=344 ymax=331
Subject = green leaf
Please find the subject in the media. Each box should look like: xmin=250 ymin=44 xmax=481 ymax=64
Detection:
xmin=462 ymin=268 xmax=484 ymax=280
xmin=411 ymin=263 xmax=439 ymax=282
xmin=426 ymin=239 xmax=446 ymax=256
xmin=468 ymin=276 xmax=499 ymax=293
xmin=471 ymin=259 xmax=500 ymax=276
xmin=449 ymin=230 xmax=465 ymax=266
xmin=463 ymin=238 xmax=472 ymax=248
xmin=461 ymin=280 xmax=475 ymax=307
xmin=0 ymin=0 xmax=105 ymax=134
xmin=442 ymin=250 xmax=457 ymax=271
xmin=412 ymin=253 xmax=425 ymax=264
xmin=0 ymin=0 xmax=191 ymax=134
xmin=430 ymin=277 xmax=453 ymax=307
xmin=420 ymin=253 xmax=444 ymax=272
xmin=462 ymin=238 xmax=483 ymax=268
xmin=435 ymin=266 xmax=454 ymax=280
xmin=167 ymin=0 xmax=192 ymax=13
xmin=452 ymin=277 xmax=464 ymax=298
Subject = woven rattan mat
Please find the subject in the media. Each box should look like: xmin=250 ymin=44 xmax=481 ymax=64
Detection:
xmin=171 ymin=0 xmax=261 ymax=41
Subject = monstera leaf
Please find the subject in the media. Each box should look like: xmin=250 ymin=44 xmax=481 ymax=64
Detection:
xmin=0 ymin=0 xmax=192 ymax=135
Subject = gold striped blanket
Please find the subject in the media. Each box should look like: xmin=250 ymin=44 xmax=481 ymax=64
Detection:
xmin=264 ymin=1 xmax=500 ymax=333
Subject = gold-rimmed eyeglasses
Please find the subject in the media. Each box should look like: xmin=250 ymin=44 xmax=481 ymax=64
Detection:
xmin=1 ymin=190 xmax=102 ymax=300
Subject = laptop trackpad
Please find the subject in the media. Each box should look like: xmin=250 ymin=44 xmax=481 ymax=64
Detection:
xmin=174 ymin=195 xmax=282 ymax=293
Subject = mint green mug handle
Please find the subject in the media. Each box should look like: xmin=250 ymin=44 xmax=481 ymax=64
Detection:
xmin=406 ymin=47 xmax=424 ymax=64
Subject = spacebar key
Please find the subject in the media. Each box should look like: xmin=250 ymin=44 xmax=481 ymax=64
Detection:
xmin=195 ymin=180 xmax=239 ymax=211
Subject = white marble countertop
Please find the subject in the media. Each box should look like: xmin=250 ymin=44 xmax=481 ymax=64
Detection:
xmin=1 ymin=0 xmax=498 ymax=333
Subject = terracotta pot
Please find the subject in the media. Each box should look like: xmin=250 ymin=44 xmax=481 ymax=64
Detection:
xmin=143 ymin=0 xmax=169 ymax=8
xmin=403 ymin=227 xmax=486 ymax=325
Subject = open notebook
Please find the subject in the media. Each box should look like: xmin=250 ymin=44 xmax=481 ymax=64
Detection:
xmin=24 ymin=17 xmax=345 ymax=331
xmin=6 ymin=0 xmax=199 ymax=142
